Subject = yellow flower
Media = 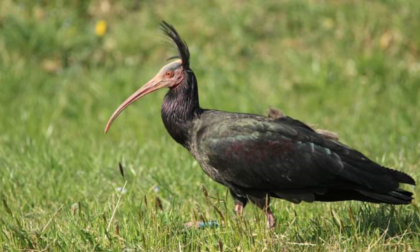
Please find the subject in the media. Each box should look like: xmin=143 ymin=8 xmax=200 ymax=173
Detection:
xmin=95 ymin=20 xmax=107 ymax=37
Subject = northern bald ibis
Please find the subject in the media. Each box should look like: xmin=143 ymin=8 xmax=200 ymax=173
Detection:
xmin=105 ymin=21 xmax=415 ymax=228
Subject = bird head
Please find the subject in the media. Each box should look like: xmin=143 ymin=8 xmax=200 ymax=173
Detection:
xmin=104 ymin=21 xmax=190 ymax=133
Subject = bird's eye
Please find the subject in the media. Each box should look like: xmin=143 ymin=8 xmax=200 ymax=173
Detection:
xmin=165 ymin=71 xmax=174 ymax=78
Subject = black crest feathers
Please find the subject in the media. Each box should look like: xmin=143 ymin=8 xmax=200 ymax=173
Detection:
xmin=161 ymin=21 xmax=190 ymax=69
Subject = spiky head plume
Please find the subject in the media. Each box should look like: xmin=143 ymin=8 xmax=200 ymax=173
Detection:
xmin=161 ymin=21 xmax=190 ymax=69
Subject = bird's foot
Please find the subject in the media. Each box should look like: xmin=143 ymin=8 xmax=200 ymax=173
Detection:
xmin=266 ymin=208 xmax=276 ymax=229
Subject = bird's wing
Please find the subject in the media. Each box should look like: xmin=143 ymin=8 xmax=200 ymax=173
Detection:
xmin=196 ymin=115 xmax=414 ymax=197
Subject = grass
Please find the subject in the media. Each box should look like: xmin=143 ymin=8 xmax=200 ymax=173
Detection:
xmin=1 ymin=0 xmax=420 ymax=250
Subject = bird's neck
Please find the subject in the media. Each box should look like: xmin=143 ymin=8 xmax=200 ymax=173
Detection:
xmin=161 ymin=71 xmax=201 ymax=148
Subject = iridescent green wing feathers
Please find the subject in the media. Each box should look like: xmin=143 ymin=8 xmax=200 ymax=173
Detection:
xmin=195 ymin=113 xmax=414 ymax=203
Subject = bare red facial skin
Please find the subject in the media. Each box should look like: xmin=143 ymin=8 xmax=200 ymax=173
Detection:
xmin=169 ymin=68 xmax=185 ymax=90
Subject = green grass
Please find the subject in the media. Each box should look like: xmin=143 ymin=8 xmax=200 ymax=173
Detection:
xmin=1 ymin=0 xmax=420 ymax=250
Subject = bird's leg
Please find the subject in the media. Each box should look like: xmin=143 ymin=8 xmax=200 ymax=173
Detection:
xmin=235 ymin=203 xmax=244 ymax=215
xmin=249 ymin=195 xmax=276 ymax=228
xmin=230 ymin=190 xmax=248 ymax=215
xmin=266 ymin=207 xmax=276 ymax=229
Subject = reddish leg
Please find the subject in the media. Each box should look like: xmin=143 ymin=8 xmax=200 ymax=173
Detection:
xmin=230 ymin=190 xmax=248 ymax=216
xmin=235 ymin=202 xmax=244 ymax=215
xmin=249 ymin=195 xmax=276 ymax=228
xmin=266 ymin=207 xmax=276 ymax=229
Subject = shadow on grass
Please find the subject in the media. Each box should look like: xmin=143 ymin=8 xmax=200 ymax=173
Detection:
xmin=300 ymin=203 xmax=420 ymax=244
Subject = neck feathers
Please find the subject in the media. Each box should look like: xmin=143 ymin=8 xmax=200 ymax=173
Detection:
xmin=161 ymin=71 xmax=201 ymax=147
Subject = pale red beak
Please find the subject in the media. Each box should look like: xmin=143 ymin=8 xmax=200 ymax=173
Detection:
xmin=104 ymin=76 xmax=166 ymax=133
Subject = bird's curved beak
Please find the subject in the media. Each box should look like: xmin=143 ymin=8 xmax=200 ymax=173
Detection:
xmin=104 ymin=76 xmax=165 ymax=133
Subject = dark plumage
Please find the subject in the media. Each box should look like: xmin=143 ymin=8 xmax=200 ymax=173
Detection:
xmin=105 ymin=21 xmax=415 ymax=228
xmin=161 ymin=21 xmax=190 ymax=69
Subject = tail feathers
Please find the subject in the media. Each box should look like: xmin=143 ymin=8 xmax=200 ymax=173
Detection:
xmin=331 ymin=141 xmax=416 ymax=187
xmin=384 ymin=167 xmax=416 ymax=185
xmin=339 ymin=163 xmax=399 ymax=193
xmin=311 ymin=187 xmax=413 ymax=204
xmin=337 ymin=159 xmax=415 ymax=194
xmin=356 ymin=189 xmax=413 ymax=205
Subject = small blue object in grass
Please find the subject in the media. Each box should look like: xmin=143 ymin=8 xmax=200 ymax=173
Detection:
xmin=199 ymin=220 xmax=218 ymax=228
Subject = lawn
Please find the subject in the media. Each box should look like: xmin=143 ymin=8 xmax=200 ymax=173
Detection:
xmin=1 ymin=0 xmax=420 ymax=251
